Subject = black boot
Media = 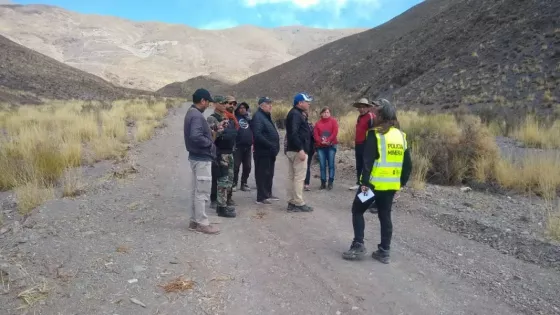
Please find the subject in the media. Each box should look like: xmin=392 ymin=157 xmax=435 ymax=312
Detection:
xmin=327 ymin=181 xmax=333 ymax=190
xmin=371 ymin=245 xmax=390 ymax=264
xmin=217 ymin=206 xmax=236 ymax=218
xmin=227 ymin=198 xmax=236 ymax=206
xmin=342 ymin=241 xmax=366 ymax=260
xmin=320 ymin=181 xmax=326 ymax=190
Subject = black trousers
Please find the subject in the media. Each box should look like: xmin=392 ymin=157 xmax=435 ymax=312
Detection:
xmin=254 ymin=155 xmax=276 ymax=202
xmin=210 ymin=163 xmax=218 ymax=202
xmin=351 ymin=190 xmax=396 ymax=250
xmin=233 ymin=146 xmax=252 ymax=186
xmin=354 ymin=143 xmax=365 ymax=184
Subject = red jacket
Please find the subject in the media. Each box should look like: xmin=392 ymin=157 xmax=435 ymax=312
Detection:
xmin=313 ymin=117 xmax=339 ymax=148
xmin=355 ymin=111 xmax=376 ymax=145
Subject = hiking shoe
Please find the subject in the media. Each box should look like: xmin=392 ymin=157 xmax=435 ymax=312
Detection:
xmin=256 ymin=199 xmax=272 ymax=205
xmin=304 ymin=185 xmax=310 ymax=191
xmin=288 ymin=204 xmax=313 ymax=212
xmin=327 ymin=182 xmax=333 ymax=190
xmin=342 ymin=241 xmax=366 ymax=260
xmin=227 ymin=199 xmax=237 ymax=207
xmin=217 ymin=207 xmax=236 ymax=218
xmin=195 ymin=223 xmax=220 ymax=235
xmin=287 ymin=203 xmax=295 ymax=211
xmin=320 ymin=181 xmax=326 ymax=190
xmin=188 ymin=221 xmax=198 ymax=230
xmin=267 ymin=195 xmax=280 ymax=201
xmin=241 ymin=184 xmax=251 ymax=191
xmin=371 ymin=246 xmax=390 ymax=264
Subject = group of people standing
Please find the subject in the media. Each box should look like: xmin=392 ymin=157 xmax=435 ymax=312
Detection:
xmin=183 ymin=88 xmax=412 ymax=264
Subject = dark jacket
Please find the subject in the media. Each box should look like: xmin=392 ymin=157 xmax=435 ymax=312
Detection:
xmin=184 ymin=105 xmax=216 ymax=161
xmin=286 ymin=107 xmax=311 ymax=153
xmin=235 ymin=111 xmax=253 ymax=148
xmin=360 ymin=127 xmax=412 ymax=190
xmin=251 ymin=108 xmax=280 ymax=157
xmin=208 ymin=111 xmax=237 ymax=155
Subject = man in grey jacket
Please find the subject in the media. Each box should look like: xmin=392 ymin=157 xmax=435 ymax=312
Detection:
xmin=184 ymin=88 xmax=225 ymax=235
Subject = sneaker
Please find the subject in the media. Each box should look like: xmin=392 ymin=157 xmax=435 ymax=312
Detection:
xmin=349 ymin=184 xmax=359 ymax=190
xmin=267 ymin=195 xmax=280 ymax=201
xmin=188 ymin=221 xmax=198 ymax=230
xmin=288 ymin=204 xmax=313 ymax=212
xmin=256 ymin=199 xmax=272 ymax=205
xmin=327 ymin=182 xmax=333 ymax=190
xmin=195 ymin=223 xmax=220 ymax=235
xmin=342 ymin=241 xmax=366 ymax=260
xmin=241 ymin=184 xmax=251 ymax=191
xmin=371 ymin=246 xmax=390 ymax=264
xmin=304 ymin=185 xmax=310 ymax=191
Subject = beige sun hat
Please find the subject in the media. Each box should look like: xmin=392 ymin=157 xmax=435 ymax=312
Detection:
xmin=352 ymin=97 xmax=374 ymax=108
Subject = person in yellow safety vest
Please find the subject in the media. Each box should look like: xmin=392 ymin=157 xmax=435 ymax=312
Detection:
xmin=342 ymin=99 xmax=412 ymax=264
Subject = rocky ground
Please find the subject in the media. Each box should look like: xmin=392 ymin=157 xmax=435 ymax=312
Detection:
xmin=1 ymin=104 xmax=559 ymax=315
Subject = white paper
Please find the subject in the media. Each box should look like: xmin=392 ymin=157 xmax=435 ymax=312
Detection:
xmin=357 ymin=189 xmax=375 ymax=203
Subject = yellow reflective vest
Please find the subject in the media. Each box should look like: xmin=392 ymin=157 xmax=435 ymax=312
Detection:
xmin=363 ymin=126 xmax=407 ymax=191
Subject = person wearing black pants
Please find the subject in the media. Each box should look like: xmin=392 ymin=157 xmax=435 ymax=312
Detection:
xmin=250 ymin=97 xmax=280 ymax=204
xmin=342 ymin=99 xmax=411 ymax=264
xmin=233 ymin=102 xmax=253 ymax=191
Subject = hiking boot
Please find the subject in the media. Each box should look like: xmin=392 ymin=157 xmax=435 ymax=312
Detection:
xmin=217 ymin=207 xmax=236 ymax=218
xmin=195 ymin=223 xmax=220 ymax=235
xmin=210 ymin=201 xmax=217 ymax=209
xmin=256 ymin=199 xmax=272 ymax=205
xmin=342 ymin=241 xmax=366 ymax=260
xmin=287 ymin=203 xmax=295 ymax=211
xmin=327 ymin=182 xmax=333 ymax=190
xmin=288 ymin=204 xmax=313 ymax=212
xmin=227 ymin=199 xmax=236 ymax=207
xmin=188 ymin=221 xmax=198 ymax=230
xmin=241 ymin=183 xmax=251 ymax=191
xmin=320 ymin=181 xmax=326 ymax=190
xmin=371 ymin=246 xmax=390 ymax=264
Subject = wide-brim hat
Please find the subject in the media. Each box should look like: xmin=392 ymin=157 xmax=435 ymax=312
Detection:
xmin=352 ymin=97 xmax=373 ymax=108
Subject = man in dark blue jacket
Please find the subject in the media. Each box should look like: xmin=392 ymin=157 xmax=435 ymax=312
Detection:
xmin=233 ymin=102 xmax=253 ymax=191
xmin=251 ymin=97 xmax=280 ymax=205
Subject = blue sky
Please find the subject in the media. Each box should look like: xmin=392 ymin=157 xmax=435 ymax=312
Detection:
xmin=10 ymin=0 xmax=423 ymax=29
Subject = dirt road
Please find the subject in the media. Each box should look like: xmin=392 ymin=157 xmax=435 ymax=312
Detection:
xmin=1 ymin=105 xmax=559 ymax=315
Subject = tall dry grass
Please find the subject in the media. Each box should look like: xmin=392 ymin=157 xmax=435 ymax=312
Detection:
xmin=511 ymin=115 xmax=560 ymax=149
xmin=0 ymin=97 xmax=179 ymax=214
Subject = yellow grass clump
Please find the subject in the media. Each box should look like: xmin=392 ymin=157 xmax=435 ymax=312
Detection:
xmin=0 ymin=97 xmax=179 ymax=213
xmin=511 ymin=115 xmax=560 ymax=149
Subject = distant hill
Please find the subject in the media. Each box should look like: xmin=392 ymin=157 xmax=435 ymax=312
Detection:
xmin=0 ymin=4 xmax=364 ymax=91
xmin=156 ymin=74 xmax=232 ymax=98
xmin=0 ymin=34 xmax=148 ymax=104
xmin=232 ymin=0 xmax=560 ymax=114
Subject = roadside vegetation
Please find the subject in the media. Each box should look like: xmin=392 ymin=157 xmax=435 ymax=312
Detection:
xmin=0 ymin=97 xmax=180 ymax=215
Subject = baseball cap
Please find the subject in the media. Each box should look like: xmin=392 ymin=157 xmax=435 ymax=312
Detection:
xmin=226 ymin=95 xmax=237 ymax=104
xmin=258 ymin=96 xmax=273 ymax=105
xmin=192 ymin=88 xmax=214 ymax=103
xmin=213 ymin=95 xmax=227 ymax=104
xmin=293 ymin=93 xmax=313 ymax=106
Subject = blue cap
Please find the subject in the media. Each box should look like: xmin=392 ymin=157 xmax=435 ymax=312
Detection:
xmin=293 ymin=93 xmax=313 ymax=106
xmin=258 ymin=96 xmax=272 ymax=105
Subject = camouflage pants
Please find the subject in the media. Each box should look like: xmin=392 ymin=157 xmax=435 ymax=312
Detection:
xmin=217 ymin=153 xmax=234 ymax=207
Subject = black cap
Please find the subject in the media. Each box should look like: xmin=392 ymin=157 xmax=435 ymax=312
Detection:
xmin=258 ymin=96 xmax=272 ymax=105
xmin=192 ymin=88 xmax=214 ymax=103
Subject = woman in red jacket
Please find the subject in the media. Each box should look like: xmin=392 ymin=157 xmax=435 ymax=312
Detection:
xmin=313 ymin=107 xmax=339 ymax=190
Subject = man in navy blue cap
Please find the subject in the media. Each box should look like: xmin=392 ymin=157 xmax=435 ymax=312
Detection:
xmin=285 ymin=93 xmax=314 ymax=212
xmin=251 ymin=96 xmax=280 ymax=205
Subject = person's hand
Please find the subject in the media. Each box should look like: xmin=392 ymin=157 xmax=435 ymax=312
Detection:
xmin=298 ymin=150 xmax=307 ymax=161
xmin=361 ymin=185 xmax=369 ymax=193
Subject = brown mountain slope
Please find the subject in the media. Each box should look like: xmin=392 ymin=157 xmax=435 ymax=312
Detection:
xmin=0 ymin=4 xmax=364 ymax=91
xmin=232 ymin=0 xmax=560 ymax=114
xmin=156 ymin=74 xmax=232 ymax=98
xmin=0 ymin=34 xmax=148 ymax=104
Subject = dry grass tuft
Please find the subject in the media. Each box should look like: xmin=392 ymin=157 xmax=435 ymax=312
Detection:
xmin=135 ymin=120 xmax=158 ymax=142
xmin=511 ymin=115 xmax=560 ymax=149
xmin=15 ymin=181 xmax=54 ymax=215
xmin=62 ymin=168 xmax=85 ymax=198
xmin=336 ymin=111 xmax=359 ymax=148
xmin=158 ymin=276 xmax=195 ymax=293
xmin=17 ymin=279 xmax=50 ymax=309
xmin=116 ymin=245 xmax=130 ymax=253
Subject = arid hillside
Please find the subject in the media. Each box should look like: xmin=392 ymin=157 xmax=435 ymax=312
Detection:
xmin=232 ymin=0 xmax=560 ymax=114
xmin=0 ymin=34 xmax=148 ymax=104
xmin=0 ymin=4 xmax=364 ymax=91
xmin=156 ymin=74 xmax=232 ymax=98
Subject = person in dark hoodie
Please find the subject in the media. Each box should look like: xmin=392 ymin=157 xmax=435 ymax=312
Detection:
xmin=233 ymin=102 xmax=253 ymax=192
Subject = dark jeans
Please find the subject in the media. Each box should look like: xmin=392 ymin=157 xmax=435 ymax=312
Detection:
xmin=317 ymin=145 xmax=337 ymax=183
xmin=233 ymin=146 xmax=252 ymax=186
xmin=210 ymin=163 xmax=218 ymax=202
xmin=354 ymin=143 xmax=365 ymax=185
xmin=351 ymin=189 xmax=396 ymax=250
xmin=304 ymin=151 xmax=314 ymax=185
xmin=254 ymin=155 xmax=276 ymax=202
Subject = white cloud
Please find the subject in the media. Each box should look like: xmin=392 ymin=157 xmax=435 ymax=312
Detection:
xmin=199 ymin=19 xmax=239 ymax=30
xmin=243 ymin=0 xmax=381 ymax=19
xmin=0 ymin=0 xmax=14 ymax=4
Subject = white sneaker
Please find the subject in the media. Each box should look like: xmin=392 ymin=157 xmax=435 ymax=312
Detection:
xmin=349 ymin=185 xmax=359 ymax=190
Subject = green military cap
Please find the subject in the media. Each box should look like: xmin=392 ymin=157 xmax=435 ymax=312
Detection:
xmin=213 ymin=95 xmax=227 ymax=104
